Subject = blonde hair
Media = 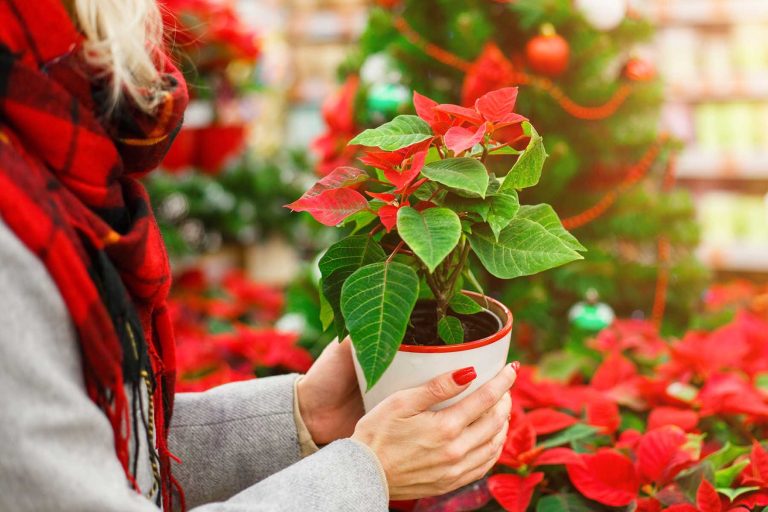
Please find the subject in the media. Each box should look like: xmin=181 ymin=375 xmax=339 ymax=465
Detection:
xmin=71 ymin=0 xmax=166 ymax=113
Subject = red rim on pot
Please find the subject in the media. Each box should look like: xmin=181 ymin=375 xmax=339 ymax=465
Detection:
xmin=399 ymin=292 xmax=513 ymax=353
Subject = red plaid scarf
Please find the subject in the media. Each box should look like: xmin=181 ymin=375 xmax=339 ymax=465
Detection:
xmin=0 ymin=0 xmax=188 ymax=509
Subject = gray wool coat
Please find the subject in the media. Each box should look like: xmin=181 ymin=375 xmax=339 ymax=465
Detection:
xmin=0 ymin=216 xmax=389 ymax=511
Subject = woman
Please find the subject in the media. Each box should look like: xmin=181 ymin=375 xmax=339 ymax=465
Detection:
xmin=0 ymin=0 xmax=517 ymax=510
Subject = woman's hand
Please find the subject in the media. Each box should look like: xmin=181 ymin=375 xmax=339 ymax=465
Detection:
xmin=296 ymin=338 xmax=364 ymax=445
xmin=352 ymin=363 xmax=517 ymax=500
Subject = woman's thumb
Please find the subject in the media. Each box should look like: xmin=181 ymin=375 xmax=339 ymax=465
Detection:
xmin=408 ymin=366 xmax=477 ymax=413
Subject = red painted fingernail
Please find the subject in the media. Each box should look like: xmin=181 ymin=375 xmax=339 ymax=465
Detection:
xmin=452 ymin=366 xmax=477 ymax=386
xmin=511 ymin=361 xmax=520 ymax=372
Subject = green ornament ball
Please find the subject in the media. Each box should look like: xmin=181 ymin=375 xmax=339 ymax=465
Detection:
xmin=366 ymin=83 xmax=411 ymax=118
xmin=569 ymin=303 xmax=615 ymax=332
xmin=568 ymin=289 xmax=615 ymax=333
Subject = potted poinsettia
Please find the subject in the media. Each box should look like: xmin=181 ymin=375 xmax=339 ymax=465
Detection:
xmin=287 ymin=87 xmax=585 ymax=410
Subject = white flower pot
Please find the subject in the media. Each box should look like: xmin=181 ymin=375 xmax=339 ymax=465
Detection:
xmin=352 ymin=292 xmax=513 ymax=412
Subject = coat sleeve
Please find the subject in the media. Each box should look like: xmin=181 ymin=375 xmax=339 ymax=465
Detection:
xmin=169 ymin=375 xmax=304 ymax=506
xmin=0 ymin=216 xmax=389 ymax=512
xmin=170 ymin=379 xmax=388 ymax=510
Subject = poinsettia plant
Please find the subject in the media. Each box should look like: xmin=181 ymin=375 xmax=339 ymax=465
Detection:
xmin=169 ymin=268 xmax=313 ymax=392
xmin=287 ymin=87 xmax=585 ymax=388
xmin=410 ymin=308 xmax=768 ymax=512
xmin=162 ymin=0 xmax=260 ymax=74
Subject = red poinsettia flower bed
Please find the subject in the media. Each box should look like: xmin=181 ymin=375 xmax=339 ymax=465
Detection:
xmin=161 ymin=0 xmax=261 ymax=71
xmin=413 ymin=309 xmax=768 ymax=511
xmin=312 ymin=76 xmax=362 ymax=176
xmin=170 ymin=268 xmax=312 ymax=392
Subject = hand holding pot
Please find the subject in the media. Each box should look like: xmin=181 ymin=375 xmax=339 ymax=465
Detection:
xmin=297 ymin=338 xmax=365 ymax=445
xmin=351 ymin=363 xmax=517 ymax=500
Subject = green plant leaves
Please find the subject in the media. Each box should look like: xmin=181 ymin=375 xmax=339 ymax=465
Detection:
xmin=716 ymin=486 xmax=759 ymax=502
xmin=536 ymin=494 xmax=593 ymax=512
xmin=318 ymin=290 xmax=334 ymax=332
xmin=705 ymin=442 xmax=751 ymax=470
xmin=499 ymin=124 xmax=546 ymax=191
xmin=319 ymin=236 xmax=387 ymax=338
xmin=676 ymin=463 xmax=714 ymax=502
xmin=449 ymin=293 xmax=484 ymax=315
xmin=397 ymin=207 xmax=461 ymax=272
xmin=468 ymin=220 xmax=583 ymax=279
xmin=715 ymin=460 xmax=749 ymax=488
xmin=341 ymin=262 xmax=419 ymax=389
xmin=538 ymin=424 xmax=599 ymax=449
xmin=518 ymin=204 xmax=586 ymax=252
xmin=421 ymin=157 xmax=489 ymax=198
xmin=349 ymin=115 xmax=433 ymax=151
xmin=438 ymin=316 xmax=464 ymax=345
xmin=487 ymin=190 xmax=520 ymax=240
xmin=441 ymin=194 xmax=490 ymax=221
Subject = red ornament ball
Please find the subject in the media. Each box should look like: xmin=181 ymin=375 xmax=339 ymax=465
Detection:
xmin=624 ymin=58 xmax=656 ymax=81
xmin=525 ymin=27 xmax=570 ymax=77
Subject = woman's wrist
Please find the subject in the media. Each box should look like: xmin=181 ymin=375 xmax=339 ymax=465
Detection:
xmin=293 ymin=377 xmax=319 ymax=456
xmin=295 ymin=374 xmax=332 ymax=445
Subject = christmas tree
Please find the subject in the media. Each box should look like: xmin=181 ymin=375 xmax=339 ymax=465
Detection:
xmin=316 ymin=0 xmax=709 ymax=350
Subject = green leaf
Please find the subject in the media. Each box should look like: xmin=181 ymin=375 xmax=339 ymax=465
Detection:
xmin=438 ymin=316 xmax=464 ymax=345
xmin=342 ymin=209 xmax=377 ymax=234
xmin=538 ymin=350 xmax=592 ymax=383
xmin=397 ymin=207 xmax=461 ymax=273
xmin=412 ymin=180 xmax=443 ymax=202
xmin=705 ymin=442 xmax=751 ymax=470
xmin=538 ymin=424 xmax=598 ymax=449
xmin=715 ymin=460 xmax=749 ymax=488
xmin=318 ymin=283 xmax=334 ymax=332
xmin=468 ymin=221 xmax=583 ymax=279
xmin=488 ymin=144 xmax=522 ymax=156
xmin=518 ymin=204 xmax=586 ymax=252
xmin=449 ymin=294 xmax=484 ymax=315
xmin=486 ymin=174 xmax=501 ymax=196
xmin=441 ymin=194 xmax=491 ymax=221
xmin=676 ymin=463 xmax=715 ymax=502
xmin=341 ymin=262 xmax=419 ymax=389
xmin=319 ymin=236 xmax=387 ymax=338
xmin=463 ymin=267 xmax=485 ymax=294
xmin=349 ymin=115 xmax=433 ymax=151
xmin=536 ymin=494 xmax=593 ymax=512
xmin=319 ymin=235 xmax=388 ymax=279
xmin=756 ymin=372 xmax=768 ymax=392
xmin=666 ymin=382 xmax=698 ymax=403
xmin=717 ymin=486 xmax=759 ymax=502
xmin=499 ymin=123 xmax=546 ymax=191
xmin=487 ymin=190 xmax=520 ymax=240
xmin=207 ymin=318 xmax=234 ymax=335
xmin=421 ymin=157 xmax=489 ymax=198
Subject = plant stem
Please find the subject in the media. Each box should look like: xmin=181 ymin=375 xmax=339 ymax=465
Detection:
xmin=386 ymin=241 xmax=404 ymax=263
xmin=427 ymin=188 xmax=442 ymax=203
xmin=445 ymin=241 xmax=470 ymax=300
xmin=430 ymin=239 xmax=471 ymax=322
xmin=488 ymin=142 xmax=512 ymax=153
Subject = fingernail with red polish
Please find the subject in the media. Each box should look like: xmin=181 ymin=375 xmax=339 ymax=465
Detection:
xmin=452 ymin=366 xmax=477 ymax=385
xmin=511 ymin=361 xmax=520 ymax=372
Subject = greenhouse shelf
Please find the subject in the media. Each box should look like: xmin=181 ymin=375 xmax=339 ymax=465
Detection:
xmin=697 ymin=243 xmax=768 ymax=272
xmin=677 ymin=150 xmax=768 ymax=181
xmin=647 ymin=0 xmax=768 ymax=25
xmin=666 ymin=74 xmax=768 ymax=102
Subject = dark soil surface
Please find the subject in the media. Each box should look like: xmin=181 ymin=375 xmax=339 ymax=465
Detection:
xmin=403 ymin=299 xmax=502 ymax=346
